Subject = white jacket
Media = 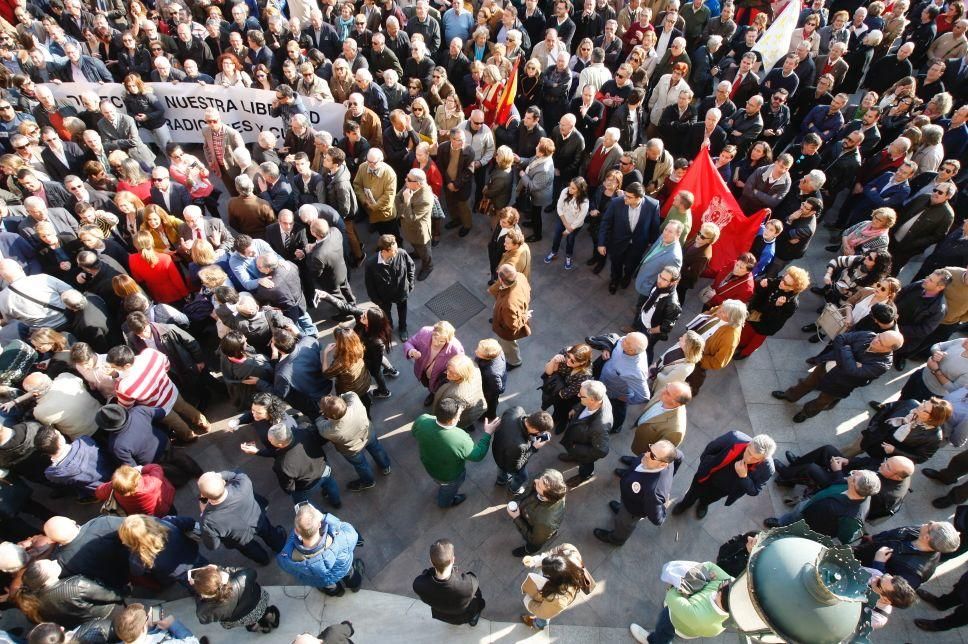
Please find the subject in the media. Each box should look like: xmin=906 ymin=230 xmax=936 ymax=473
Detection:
xmin=556 ymin=189 xmax=589 ymax=230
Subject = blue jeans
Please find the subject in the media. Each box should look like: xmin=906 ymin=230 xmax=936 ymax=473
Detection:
xmin=341 ymin=429 xmax=392 ymax=484
xmin=435 ymin=470 xmax=466 ymax=507
xmin=550 ymin=221 xmax=582 ymax=256
xmin=291 ymin=470 xmax=342 ymax=507
xmin=496 ymin=467 xmax=528 ymax=492
xmin=648 ymin=607 xmax=676 ymax=644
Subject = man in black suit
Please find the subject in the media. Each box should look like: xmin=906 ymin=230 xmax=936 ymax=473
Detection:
xmin=718 ymin=52 xmax=760 ymax=108
xmin=177 ymin=206 xmax=235 ymax=260
xmin=568 ymin=85 xmax=605 ymax=147
xmin=559 ymin=380 xmax=613 ymax=486
xmin=597 ymin=182 xmax=661 ymax=293
xmin=336 ymin=122 xmax=371 ymax=178
xmin=17 ymin=169 xmax=74 ymax=211
xmin=149 ymin=167 xmax=192 ymax=219
xmin=306 ymin=218 xmax=359 ymax=320
xmin=40 ymin=128 xmax=86 ymax=182
xmin=266 ymin=210 xmax=309 ymax=264
xmin=675 ymin=107 xmax=727 ymax=161
xmin=943 ymin=54 xmax=968 ymax=104
xmin=412 ymin=539 xmax=485 ymax=626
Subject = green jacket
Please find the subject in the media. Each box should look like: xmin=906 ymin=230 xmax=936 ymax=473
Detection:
xmin=513 ymin=486 xmax=566 ymax=547
xmin=411 ymin=414 xmax=492 ymax=482
xmin=665 ymin=562 xmax=733 ymax=638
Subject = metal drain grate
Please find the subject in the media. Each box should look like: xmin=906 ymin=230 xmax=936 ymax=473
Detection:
xmin=424 ymin=282 xmax=486 ymax=328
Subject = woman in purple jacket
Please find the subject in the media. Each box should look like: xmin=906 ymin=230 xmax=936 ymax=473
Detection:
xmin=403 ymin=321 xmax=465 ymax=406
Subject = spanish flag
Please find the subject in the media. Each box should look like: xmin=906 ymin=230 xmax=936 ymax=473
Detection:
xmin=493 ymin=56 xmax=520 ymax=128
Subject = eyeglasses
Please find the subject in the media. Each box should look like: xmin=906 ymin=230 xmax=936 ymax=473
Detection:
xmin=620 ymin=160 xmax=632 ymax=166
xmin=204 ymin=119 xmax=218 ymax=123
xmin=471 ymin=120 xmax=484 ymax=126
xmin=356 ymin=21 xmax=365 ymax=25
xmin=933 ymin=188 xmax=948 ymax=195
xmin=0 ymin=105 xmax=12 ymax=110
xmin=151 ymin=177 xmax=166 ymax=182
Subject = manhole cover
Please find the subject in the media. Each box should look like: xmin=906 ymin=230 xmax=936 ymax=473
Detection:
xmin=424 ymin=282 xmax=486 ymax=328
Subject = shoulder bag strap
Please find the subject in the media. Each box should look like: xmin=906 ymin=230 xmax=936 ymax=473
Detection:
xmin=7 ymin=284 xmax=67 ymax=314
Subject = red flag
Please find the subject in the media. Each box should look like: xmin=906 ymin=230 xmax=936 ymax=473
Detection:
xmin=492 ymin=56 xmax=520 ymax=128
xmin=662 ymin=147 xmax=769 ymax=276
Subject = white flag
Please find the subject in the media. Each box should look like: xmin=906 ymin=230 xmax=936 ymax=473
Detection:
xmin=752 ymin=0 xmax=802 ymax=73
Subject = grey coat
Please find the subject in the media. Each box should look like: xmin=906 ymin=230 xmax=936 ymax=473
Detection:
xmin=518 ymin=157 xmax=555 ymax=207
xmin=97 ymin=114 xmax=155 ymax=166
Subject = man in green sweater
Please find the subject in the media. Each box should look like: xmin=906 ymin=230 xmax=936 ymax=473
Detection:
xmin=630 ymin=562 xmax=734 ymax=643
xmin=411 ymin=397 xmax=498 ymax=508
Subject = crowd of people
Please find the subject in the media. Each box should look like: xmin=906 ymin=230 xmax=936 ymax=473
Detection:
xmin=0 ymin=0 xmax=965 ymax=640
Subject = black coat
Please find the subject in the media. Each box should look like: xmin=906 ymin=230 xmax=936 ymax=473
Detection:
xmin=271 ymin=427 xmax=329 ymax=493
xmin=307 ymin=229 xmax=349 ymax=293
xmin=265 ymin=222 xmax=309 ymax=264
xmin=636 ymin=286 xmax=681 ymax=340
xmin=412 ymin=567 xmax=485 ymax=625
xmin=125 ymin=322 xmax=203 ymax=392
xmin=561 ymin=399 xmax=613 ymax=463
xmin=894 ymin=281 xmax=946 ymax=350
xmin=27 ymin=575 xmax=122 ymax=628
xmin=55 ymin=516 xmax=128 ymax=590
xmin=860 ymin=399 xmax=944 ymax=464
xmin=491 ymin=406 xmax=538 ymax=474
xmin=196 ymin=567 xmax=264 ymax=625
xmin=363 ymin=249 xmax=415 ymax=304
xmin=807 ymin=331 xmax=893 ymax=398
xmin=747 ymin=278 xmax=799 ymax=336
xmin=692 ymin=431 xmax=775 ymax=505
xmin=41 ymin=142 xmax=87 ymax=182
xmin=150 ymin=183 xmax=192 ymax=219
xmin=855 ymin=526 xmax=940 ymax=588
xmin=67 ymin=294 xmax=118 ymax=354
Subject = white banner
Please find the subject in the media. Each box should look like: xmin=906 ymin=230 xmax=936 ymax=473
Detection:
xmin=45 ymin=82 xmax=348 ymax=144
xmin=752 ymin=0 xmax=801 ymax=73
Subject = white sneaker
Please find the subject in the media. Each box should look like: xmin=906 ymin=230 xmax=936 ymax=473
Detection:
xmin=630 ymin=623 xmax=650 ymax=643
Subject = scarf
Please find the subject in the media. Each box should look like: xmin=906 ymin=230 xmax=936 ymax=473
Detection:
xmin=886 ymin=409 xmax=921 ymax=443
xmin=698 ymin=442 xmax=749 ymax=483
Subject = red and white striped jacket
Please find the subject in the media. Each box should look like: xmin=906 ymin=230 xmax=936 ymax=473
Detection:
xmin=115 ymin=348 xmax=178 ymax=412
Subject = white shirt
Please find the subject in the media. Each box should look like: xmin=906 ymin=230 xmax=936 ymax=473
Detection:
xmin=656 ymin=28 xmax=674 ymax=59
xmin=628 ymin=202 xmax=642 ymax=232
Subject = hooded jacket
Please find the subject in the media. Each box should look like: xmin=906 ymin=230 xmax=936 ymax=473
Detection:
xmin=44 ymin=436 xmax=114 ymax=493
xmin=276 ymin=513 xmax=358 ymax=588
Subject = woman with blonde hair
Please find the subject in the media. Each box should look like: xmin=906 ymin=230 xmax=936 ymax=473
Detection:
xmin=28 ymin=327 xmax=72 ymax=378
xmin=486 ymin=42 xmax=512 ymax=78
xmin=128 ymin=230 xmax=190 ymax=304
xmin=95 ymin=464 xmax=175 ymax=517
xmin=114 ymin=191 xmax=147 ymax=244
xmin=432 ymin=354 xmax=487 ymax=430
xmin=836 ymin=207 xmax=896 ymax=256
xmin=515 ymin=58 xmax=543 ymax=115
xmin=188 ymin=239 xmax=218 ymax=289
xmin=119 ymin=514 xmax=207 ymax=586
xmin=478 ymin=64 xmax=507 ymax=126
xmin=685 ymin=299 xmax=747 ymax=395
xmin=322 ymin=325 xmax=373 ymax=413
xmin=139 ymin=204 xmax=184 ymax=255
xmin=122 ymin=73 xmax=171 ymax=157
xmin=329 ymin=59 xmax=355 ymax=103
xmin=651 ymin=330 xmax=705 ymax=391
xmin=735 ymin=266 xmax=811 ymax=359
xmin=409 ymin=97 xmax=437 ymax=148
xmin=403 ymin=320 xmax=465 ymax=406
xmin=677 ymin=222 xmax=721 ymax=302
xmin=116 ymin=157 xmax=152 ymax=202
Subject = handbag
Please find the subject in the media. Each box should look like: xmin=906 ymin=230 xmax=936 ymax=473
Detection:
xmin=539 ymin=371 xmax=568 ymax=410
xmin=100 ymin=490 xmax=126 ymax=517
xmin=477 ymin=196 xmax=494 ymax=216
xmin=430 ymin=194 xmax=446 ymax=220
xmin=516 ymin=188 xmax=534 ymax=212
xmin=816 ymin=303 xmax=851 ymax=340
xmin=579 ymin=566 xmax=596 ymax=595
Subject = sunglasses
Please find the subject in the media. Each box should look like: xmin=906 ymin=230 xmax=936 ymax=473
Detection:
xmin=151 ymin=177 xmax=166 ymax=182
xmin=933 ymin=188 xmax=948 ymax=195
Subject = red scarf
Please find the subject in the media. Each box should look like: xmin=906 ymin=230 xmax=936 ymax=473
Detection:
xmin=698 ymin=442 xmax=750 ymax=484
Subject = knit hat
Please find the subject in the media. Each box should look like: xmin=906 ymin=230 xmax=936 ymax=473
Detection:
xmin=95 ymin=404 xmax=128 ymax=432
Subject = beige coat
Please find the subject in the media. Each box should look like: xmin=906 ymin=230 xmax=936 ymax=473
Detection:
xmin=315 ymin=392 xmax=370 ymax=456
xmin=521 ymin=543 xmax=583 ymax=621
xmin=500 ymin=244 xmax=532 ymax=282
xmin=396 ymin=184 xmax=433 ymax=246
xmin=202 ymin=124 xmax=245 ymax=173
xmin=432 ymin=370 xmax=487 ymax=429
xmin=631 ymin=146 xmax=673 ymax=194
xmin=631 ymin=398 xmax=688 ymax=452
xmin=353 ymin=162 xmax=397 ymax=223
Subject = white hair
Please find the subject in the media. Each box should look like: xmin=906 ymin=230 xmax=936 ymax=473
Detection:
xmin=750 ymin=434 xmax=777 ymax=459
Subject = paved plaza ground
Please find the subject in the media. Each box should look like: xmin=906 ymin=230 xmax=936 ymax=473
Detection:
xmin=23 ymin=207 xmax=968 ymax=642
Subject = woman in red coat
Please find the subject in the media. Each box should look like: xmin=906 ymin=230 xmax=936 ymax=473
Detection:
xmin=128 ymin=230 xmax=190 ymax=304
xmin=95 ymin=464 xmax=175 ymax=517
xmin=703 ymin=252 xmax=756 ymax=310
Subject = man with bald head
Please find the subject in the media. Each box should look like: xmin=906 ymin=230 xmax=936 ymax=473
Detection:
xmin=595 ymin=438 xmax=682 ymax=545
xmin=779 ymin=448 xmax=915 ymax=521
xmin=773 ymin=330 xmax=904 ymax=422
xmin=45 ymin=514 xmax=127 ymax=590
xmin=598 ymin=332 xmax=651 ymax=433
xmin=624 ymin=381 xmax=692 ymax=458
xmin=16 ymin=371 xmax=100 ymax=438
xmin=0 ymin=258 xmax=72 ymax=330
xmin=197 ymin=470 xmax=286 ymax=565
xmin=550 ymin=113 xmax=585 ymax=204
xmin=488 ymin=263 xmax=532 ymax=370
